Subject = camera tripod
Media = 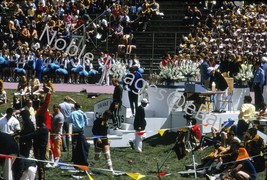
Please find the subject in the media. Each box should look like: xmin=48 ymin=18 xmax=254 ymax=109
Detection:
xmin=156 ymin=122 xmax=198 ymax=179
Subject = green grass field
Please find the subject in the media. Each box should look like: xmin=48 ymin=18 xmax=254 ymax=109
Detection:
xmin=0 ymin=89 xmax=266 ymax=179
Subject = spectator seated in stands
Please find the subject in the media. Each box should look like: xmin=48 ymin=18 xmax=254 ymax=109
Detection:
xmin=183 ymin=6 xmax=193 ymax=26
xmin=128 ymin=54 xmax=144 ymax=74
xmin=126 ymin=33 xmax=137 ymax=55
xmin=114 ymin=22 xmax=124 ymax=43
xmin=150 ymin=0 xmax=164 ymax=17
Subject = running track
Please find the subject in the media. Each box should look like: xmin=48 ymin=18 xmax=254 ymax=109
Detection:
xmin=4 ymin=82 xmax=114 ymax=94
xmin=4 ymin=82 xmax=256 ymax=104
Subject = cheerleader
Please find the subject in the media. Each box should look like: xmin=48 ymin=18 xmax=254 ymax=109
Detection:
xmin=25 ymin=50 xmax=36 ymax=79
xmin=55 ymin=53 xmax=68 ymax=83
xmin=14 ymin=52 xmax=26 ymax=81
xmin=49 ymin=52 xmax=61 ymax=82
xmin=41 ymin=54 xmax=52 ymax=80
xmin=79 ymin=56 xmax=97 ymax=84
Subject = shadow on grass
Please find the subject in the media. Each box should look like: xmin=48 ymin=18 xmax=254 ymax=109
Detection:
xmin=144 ymin=132 xmax=178 ymax=146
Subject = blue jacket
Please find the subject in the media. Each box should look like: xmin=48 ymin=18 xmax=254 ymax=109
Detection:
xmin=200 ymin=60 xmax=210 ymax=84
xmin=262 ymin=63 xmax=267 ymax=85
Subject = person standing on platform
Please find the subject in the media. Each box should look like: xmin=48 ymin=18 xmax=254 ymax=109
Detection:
xmin=59 ymin=96 xmax=76 ymax=152
xmin=261 ymin=57 xmax=267 ymax=99
xmin=252 ymin=61 xmax=265 ymax=111
xmin=262 ymin=57 xmax=267 ymax=84
xmin=208 ymin=66 xmax=228 ymax=112
xmin=109 ymin=78 xmax=123 ymax=130
xmin=199 ymin=53 xmax=210 ymax=85
xmin=129 ymin=98 xmax=148 ymax=153
xmin=124 ymin=66 xmax=144 ymax=117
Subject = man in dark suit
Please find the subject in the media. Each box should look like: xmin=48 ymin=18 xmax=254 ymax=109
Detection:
xmin=109 ymin=78 xmax=123 ymax=130
xmin=129 ymin=98 xmax=148 ymax=153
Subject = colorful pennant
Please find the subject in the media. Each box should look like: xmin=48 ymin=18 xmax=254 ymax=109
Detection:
xmin=136 ymin=132 xmax=145 ymax=136
xmin=0 ymin=154 xmax=13 ymax=159
xmin=157 ymin=171 xmax=166 ymax=177
xmin=158 ymin=129 xmax=168 ymax=136
xmin=85 ymin=170 xmax=94 ymax=180
xmin=126 ymin=173 xmax=146 ymax=180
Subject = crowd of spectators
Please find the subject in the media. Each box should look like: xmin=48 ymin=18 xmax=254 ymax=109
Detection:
xmin=169 ymin=2 xmax=267 ymax=179
xmin=178 ymin=1 xmax=267 ymax=77
xmin=0 ymin=0 xmax=163 ymax=85
xmin=160 ymin=1 xmax=267 ymax=90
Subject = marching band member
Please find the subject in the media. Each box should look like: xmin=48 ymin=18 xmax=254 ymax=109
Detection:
xmin=97 ymin=51 xmax=113 ymax=86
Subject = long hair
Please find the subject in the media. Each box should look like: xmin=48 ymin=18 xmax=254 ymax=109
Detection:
xmin=0 ymin=79 xmax=4 ymax=92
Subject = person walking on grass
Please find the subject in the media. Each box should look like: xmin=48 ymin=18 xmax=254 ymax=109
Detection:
xmin=49 ymin=104 xmax=64 ymax=167
xmin=129 ymin=98 xmax=148 ymax=153
xmin=89 ymin=110 xmax=114 ymax=174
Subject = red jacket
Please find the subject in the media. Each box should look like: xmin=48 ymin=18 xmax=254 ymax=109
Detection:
xmin=192 ymin=124 xmax=201 ymax=140
xmin=36 ymin=93 xmax=52 ymax=130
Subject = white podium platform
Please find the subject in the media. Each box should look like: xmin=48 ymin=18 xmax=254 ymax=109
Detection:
xmin=122 ymin=84 xmax=185 ymax=117
xmin=232 ymin=87 xmax=250 ymax=111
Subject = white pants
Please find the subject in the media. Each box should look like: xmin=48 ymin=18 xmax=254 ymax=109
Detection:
xmin=213 ymin=89 xmax=228 ymax=111
xmin=99 ymin=67 xmax=110 ymax=85
xmin=3 ymin=157 xmax=16 ymax=180
xmin=20 ymin=166 xmax=37 ymax=180
xmin=133 ymin=132 xmax=146 ymax=153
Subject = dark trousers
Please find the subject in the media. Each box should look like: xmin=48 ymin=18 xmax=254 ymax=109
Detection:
xmin=62 ymin=121 xmax=69 ymax=151
xmin=111 ymin=104 xmax=121 ymax=128
xmin=34 ymin=148 xmax=46 ymax=180
xmin=236 ymin=120 xmax=250 ymax=139
xmin=71 ymin=131 xmax=83 ymax=162
xmin=128 ymin=91 xmax=138 ymax=115
xmin=198 ymin=136 xmax=214 ymax=148
xmin=253 ymin=84 xmax=264 ymax=110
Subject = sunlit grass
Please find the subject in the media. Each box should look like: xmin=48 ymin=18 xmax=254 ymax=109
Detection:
xmin=0 ymin=89 xmax=265 ymax=179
